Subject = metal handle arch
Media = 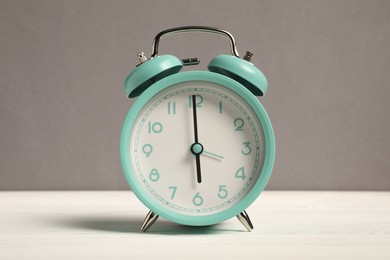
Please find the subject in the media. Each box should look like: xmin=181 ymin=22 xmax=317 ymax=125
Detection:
xmin=150 ymin=26 xmax=240 ymax=58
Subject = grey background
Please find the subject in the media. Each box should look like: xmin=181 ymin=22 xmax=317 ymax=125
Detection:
xmin=1 ymin=0 xmax=389 ymax=190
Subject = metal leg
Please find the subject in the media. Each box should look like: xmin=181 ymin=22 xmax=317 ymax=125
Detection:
xmin=236 ymin=210 xmax=254 ymax=232
xmin=140 ymin=210 xmax=159 ymax=232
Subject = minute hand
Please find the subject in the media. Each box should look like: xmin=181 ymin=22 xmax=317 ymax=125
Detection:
xmin=192 ymin=95 xmax=202 ymax=183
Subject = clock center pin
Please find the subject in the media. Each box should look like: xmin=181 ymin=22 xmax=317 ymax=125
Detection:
xmin=191 ymin=143 xmax=204 ymax=155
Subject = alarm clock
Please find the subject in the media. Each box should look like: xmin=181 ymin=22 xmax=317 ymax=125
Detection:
xmin=120 ymin=26 xmax=275 ymax=232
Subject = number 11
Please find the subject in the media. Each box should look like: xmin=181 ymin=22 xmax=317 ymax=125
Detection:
xmin=168 ymin=101 xmax=176 ymax=115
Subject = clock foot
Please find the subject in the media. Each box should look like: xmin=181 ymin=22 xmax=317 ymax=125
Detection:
xmin=140 ymin=210 xmax=159 ymax=232
xmin=236 ymin=210 xmax=254 ymax=232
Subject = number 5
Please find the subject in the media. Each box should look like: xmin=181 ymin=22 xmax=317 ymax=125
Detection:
xmin=218 ymin=185 xmax=228 ymax=199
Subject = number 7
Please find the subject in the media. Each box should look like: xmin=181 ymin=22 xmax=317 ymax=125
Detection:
xmin=168 ymin=186 xmax=177 ymax=200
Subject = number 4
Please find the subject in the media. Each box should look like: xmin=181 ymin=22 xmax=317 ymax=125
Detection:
xmin=235 ymin=167 xmax=246 ymax=180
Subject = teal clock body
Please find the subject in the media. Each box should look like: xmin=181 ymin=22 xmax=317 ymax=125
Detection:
xmin=120 ymin=26 xmax=275 ymax=231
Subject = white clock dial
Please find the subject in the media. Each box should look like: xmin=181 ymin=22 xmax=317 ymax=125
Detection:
xmin=129 ymin=81 xmax=265 ymax=216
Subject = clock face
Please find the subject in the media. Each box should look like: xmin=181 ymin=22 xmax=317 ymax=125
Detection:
xmin=121 ymin=72 xmax=274 ymax=226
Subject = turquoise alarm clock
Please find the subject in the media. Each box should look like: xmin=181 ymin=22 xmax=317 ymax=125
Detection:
xmin=120 ymin=26 xmax=275 ymax=232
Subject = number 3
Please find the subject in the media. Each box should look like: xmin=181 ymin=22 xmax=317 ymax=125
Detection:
xmin=241 ymin=142 xmax=251 ymax=155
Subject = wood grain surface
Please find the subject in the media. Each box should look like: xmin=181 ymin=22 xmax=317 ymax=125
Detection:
xmin=1 ymin=191 xmax=389 ymax=259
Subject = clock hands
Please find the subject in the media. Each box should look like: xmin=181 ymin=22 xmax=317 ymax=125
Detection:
xmin=190 ymin=95 xmax=203 ymax=183
xmin=191 ymin=95 xmax=200 ymax=144
xmin=202 ymin=150 xmax=224 ymax=160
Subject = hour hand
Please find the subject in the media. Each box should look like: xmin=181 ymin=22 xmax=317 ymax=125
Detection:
xmin=202 ymin=150 xmax=224 ymax=160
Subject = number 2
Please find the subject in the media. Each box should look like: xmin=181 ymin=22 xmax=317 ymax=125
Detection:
xmin=234 ymin=118 xmax=244 ymax=131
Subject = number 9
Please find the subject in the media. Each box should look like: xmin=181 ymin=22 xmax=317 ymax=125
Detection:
xmin=142 ymin=144 xmax=153 ymax=157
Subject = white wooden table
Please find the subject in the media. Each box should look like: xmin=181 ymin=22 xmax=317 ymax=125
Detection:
xmin=0 ymin=191 xmax=389 ymax=259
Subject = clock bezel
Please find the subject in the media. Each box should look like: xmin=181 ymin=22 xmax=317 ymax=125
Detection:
xmin=120 ymin=71 xmax=275 ymax=226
